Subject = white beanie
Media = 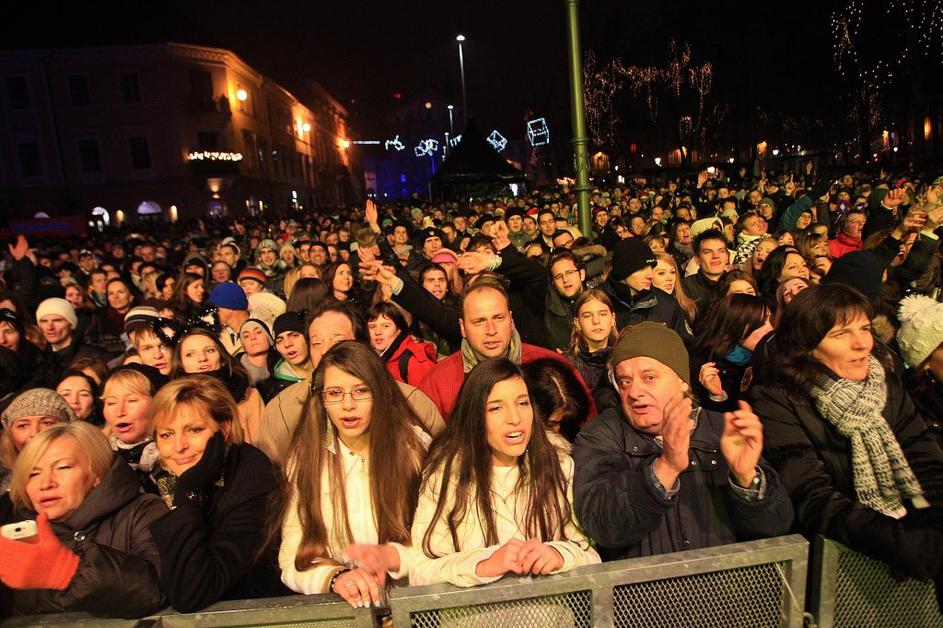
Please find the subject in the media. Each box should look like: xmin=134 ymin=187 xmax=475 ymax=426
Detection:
xmin=36 ymin=297 xmax=78 ymax=329
xmin=897 ymin=295 xmax=943 ymax=368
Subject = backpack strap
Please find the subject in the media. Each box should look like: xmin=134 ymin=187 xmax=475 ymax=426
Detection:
xmin=397 ymin=349 xmax=413 ymax=382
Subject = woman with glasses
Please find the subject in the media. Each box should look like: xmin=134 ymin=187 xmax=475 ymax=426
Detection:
xmin=275 ymin=341 xmax=428 ymax=608
xmin=408 ymin=358 xmax=599 ymax=588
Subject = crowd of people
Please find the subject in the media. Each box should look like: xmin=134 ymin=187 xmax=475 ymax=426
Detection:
xmin=0 ymin=162 xmax=942 ymax=618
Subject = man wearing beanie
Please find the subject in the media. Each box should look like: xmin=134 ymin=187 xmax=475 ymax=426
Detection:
xmin=573 ymin=321 xmax=792 ymax=561
xmin=239 ymin=318 xmax=275 ymax=387
xmin=600 ymin=238 xmax=693 ymax=345
xmin=208 ymin=283 xmax=250 ymax=356
xmin=0 ymin=308 xmax=60 ymax=403
xmin=258 ymin=311 xmax=312 ymax=402
xmin=35 ymin=297 xmax=108 ymax=375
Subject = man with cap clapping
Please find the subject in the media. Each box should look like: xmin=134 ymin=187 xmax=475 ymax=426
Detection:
xmin=572 ymin=322 xmax=792 ymax=560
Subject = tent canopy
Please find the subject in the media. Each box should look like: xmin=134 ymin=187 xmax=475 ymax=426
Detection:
xmin=433 ymin=119 xmax=525 ymax=183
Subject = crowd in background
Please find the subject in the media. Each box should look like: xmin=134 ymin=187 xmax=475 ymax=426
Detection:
xmin=1 ymin=161 xmax=942 ymax=618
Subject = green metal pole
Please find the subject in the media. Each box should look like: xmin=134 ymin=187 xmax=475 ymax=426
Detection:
xmin=565 ymin=0 xmax=592 ymax=238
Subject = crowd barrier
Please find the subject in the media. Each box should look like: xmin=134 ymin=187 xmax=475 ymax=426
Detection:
xmin=809 ymin=536 xmax=943 ymax=628
xmin=1 ymin=535 xmax=809 ymax=627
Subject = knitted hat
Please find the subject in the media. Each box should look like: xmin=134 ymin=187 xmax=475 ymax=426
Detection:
xmin=1 ymin=388 xmax=76 ymax=428
xmin=257 ymin=239 xmax=279 ymax=253
xmin=273 ymin=311 xmax=306 ymax=338
xmin=823 ymin=251 xmax=885 ymax=303
xmin=897 ymin=295 xmax=943 ymax=368
xmin=691 ymin=217 xmax=725 ymax=239
xmin=239 ymin=318 xmax=274 ymax=345
xmin=208 ymin=283 xmax=248 ymax=311
xmin=419 ymin=228 xmax=446 ymax=245
xmin=610 ymin=321 xmax=690 ymax=386
xmin=247 ymin=291 xmax=286 ymax=329
xmin=0 ymin=308 xmax=24 ymax=336
xmin=220 ymin=237 xmax=241 ymax=257
xmin=109 ymin=363 xmax=169 ymax=395
xmin=124 ymin=306 xmax=162 ymax=333
xmin=36 ymin=297 xmax=78 ymax=329
xmin=611 ymin=238 xmax=657 ymax=281
xmin=238 ymin=267 xmax=268 ymax=286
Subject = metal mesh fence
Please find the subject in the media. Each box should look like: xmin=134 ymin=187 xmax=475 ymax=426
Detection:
xmin=833 ymin=548 xmax=943 ymax=628
xmin=406 ymin=590 xmax=592 ymax=628
xmin=611 ymin=562 xmax=787 ymax=628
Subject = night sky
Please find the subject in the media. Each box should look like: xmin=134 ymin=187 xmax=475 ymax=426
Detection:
xmin=6 ymin=0 xmax=837 ymax=140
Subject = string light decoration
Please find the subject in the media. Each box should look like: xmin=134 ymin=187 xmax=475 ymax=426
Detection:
xmin=487 ymin=130 xmax=508 ymax=151
xmin=413 ymin=138 xmax=440 ymax=157
xmin=187 ymin=152 xmax=243 ymax=161
xmin=526 ymin=118 xmax=551 ymax=147
xmin=583 ymin=40 xmax=714 ymax=158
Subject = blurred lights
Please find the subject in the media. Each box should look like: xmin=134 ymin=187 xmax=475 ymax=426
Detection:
xmin=188 ymin=151 xmax=243 ymax=161
xmin=302 ymin=122 xmax=311 ymax=133
xmin=340 ymin=139 xmax=351 ymax=149
xmin=654 ymin=157 xmax=662 ymax=166
xmin=236 ymin=89 xmax=248 ymax=101
xmin=424 ymin=101 xmax=433 ymax=109
xmin=456 ymin=34 xmax=466 ymax=42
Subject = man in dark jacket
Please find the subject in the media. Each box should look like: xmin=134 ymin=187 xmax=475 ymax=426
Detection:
xmin=573 ymin=322 xmax=792 ymax=560
xmin=35 ymin=297 xmax=110 ymax=376
xmin=600 ymin=238 xmax=693 ymax=346
xmin=682 ymin=228 xmax=728 ymax=312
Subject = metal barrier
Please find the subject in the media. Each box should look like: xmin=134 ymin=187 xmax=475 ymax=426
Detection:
xmin=389 ymin=535 xmax=809 ymax=628
xmin=809 ymin=536 xmax=943 ymax=628
xmin=1 ymin=535 xmax=808 ymax=627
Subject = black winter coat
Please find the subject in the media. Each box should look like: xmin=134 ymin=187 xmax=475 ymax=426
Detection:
xmin=0 ymin=459 xmax=168 ymax=618
xmin=573 ymin=406 xmax=793 ymax=561
xmin=751 ymin=370 xmax=943 ymax=580
xmin=600 ymin=278 xmax=693 ymax=346
xmin=148 ymin=443 xmax=288 ymax=612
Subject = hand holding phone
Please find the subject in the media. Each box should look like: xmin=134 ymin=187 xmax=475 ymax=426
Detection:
xmin=1 ymin=520 xmax=37 ymax=541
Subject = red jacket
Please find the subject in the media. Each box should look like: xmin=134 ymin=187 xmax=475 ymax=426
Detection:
xmin=418 ymin=343 xmax=596 ymax=420
xmin=384 ymin=335 xmax=438 ymax=387
xmin=828 ymin=231 xmax=863 ymax=259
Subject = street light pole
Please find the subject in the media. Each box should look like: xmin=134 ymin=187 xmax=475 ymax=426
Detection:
xmin=456 ymin=34 xmax=468 ymax=127
xmin=564 ymin=0 xmax=592 ymax=238
xmin=447 ymin=104 xmax=455 ymax=135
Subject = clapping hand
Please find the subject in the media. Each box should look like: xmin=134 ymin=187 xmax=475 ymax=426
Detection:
xmin=720 ymin=401 xmax=764 ymax=488
xmin=698 ymin=362 xmax=724 ymax=397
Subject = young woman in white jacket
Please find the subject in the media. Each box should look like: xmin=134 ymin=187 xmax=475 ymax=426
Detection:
xmin=409 ymin=358 xmax=600 ymax=588
xmin=276 ymin=341 xmax=428 ymax=608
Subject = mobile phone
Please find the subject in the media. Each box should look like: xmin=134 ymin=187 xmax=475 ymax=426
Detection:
xmin=706 ymin=166 xmax=716 ymax=174
xmin=1 ymin=520 xmax=37 ymax=541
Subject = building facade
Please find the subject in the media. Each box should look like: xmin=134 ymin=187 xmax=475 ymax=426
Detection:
xmin=0 ymin=43 xmax=361 ymax=225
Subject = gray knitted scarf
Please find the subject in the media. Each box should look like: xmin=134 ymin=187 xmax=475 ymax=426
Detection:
xmin=810 ymin=355 xmax=928 ymax=518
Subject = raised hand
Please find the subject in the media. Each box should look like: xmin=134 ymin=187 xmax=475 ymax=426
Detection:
xmin=652 ymin=391 xmax=694 ymax=489
xmin=8 ymin=235 xmax=28 ymax=261
xmin=491 ymin=219 xmax=512 ymax=251
xmin=720 ymin=400 xmax=764 ymax=488
xmin=884 ymin=187 xmax=906 ymax=209
xmin=698 ymin=362 xmax=724 ymax=397
xmin=458 ymin=251 xmax=495 ymax=276
xmin=365 ymin=199 xmax=379 ymax=227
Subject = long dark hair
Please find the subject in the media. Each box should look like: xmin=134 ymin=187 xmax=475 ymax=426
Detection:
xmin=523 ymin=358 xmax=590 ymax=443
xmin=286 ymin=278 xmax=329 ymax=313
xmin=755 ymin=246 xmax=799 ymax=298
xmin=770 ymin=284 xmax=892 ymax=391
xmin=285 ymin=341 xmax=425 ymax=569
xmin=691 ymin=294 xmax=770 ymax=359
xmin=169 ymin=272 xmax=206 ymax=319
xmin=420 ymin=358 xmax=573 ymax=557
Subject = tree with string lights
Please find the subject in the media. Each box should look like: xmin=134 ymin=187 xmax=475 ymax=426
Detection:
xmin=831 ymin=0 xmax=943 ymax=161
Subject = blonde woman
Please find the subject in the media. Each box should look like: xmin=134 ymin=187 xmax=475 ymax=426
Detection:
xmin=147 ymin=375 xmax=283 ymax=612
xmin=652 ymin=253 xmax=697 ymax=323
xmin=0 ymin=422 xmax=166 ymax=617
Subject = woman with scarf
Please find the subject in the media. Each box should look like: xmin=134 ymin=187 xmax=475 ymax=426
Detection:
xmin=367 ymin=302 xmax=437 ymax=387
xmin=146 ymin=375 xmax=285 ymax=612
xmin=170 ymin=327 xmax=264 ymax=444
xmin=102 ymin=364 xmax=167 ymax=486
xmin=751 ymin=284 xmax=943 ymax=582
xmin=690 ymin=294 xmax=774 ymax=413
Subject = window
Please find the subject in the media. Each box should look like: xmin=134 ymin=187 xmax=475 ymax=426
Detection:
xmin=6 ymin=77 xmax=29 ymax=109
xmin=77 ymin=139 xmax=102 ymax=173
xmin=189 ymin=70 xmax=213 ymax=103
xmin=119 ymin=72 xmax=141 ymax=103
xmin=197 ymin=132 xmax=219 ymax=151
xmin=17 ymin=143 xmax=43 ymax=177
xmin=68 ymin=75 xmax=90 ymax=106
xmin=128 ymin=136 xmax=151 ymax=169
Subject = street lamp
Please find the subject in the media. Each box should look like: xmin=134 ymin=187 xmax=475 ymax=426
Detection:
xmin=456 ymin=34 xmax=467 ymax=127
xmin=447 ymin=105 xmax=454 ymax=135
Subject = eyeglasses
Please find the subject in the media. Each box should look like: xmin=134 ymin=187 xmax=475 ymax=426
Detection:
xmin=321 ymin=386 xmax=372 ymax=404
xmin=552 ymin=268 xmax=581 ymax=282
